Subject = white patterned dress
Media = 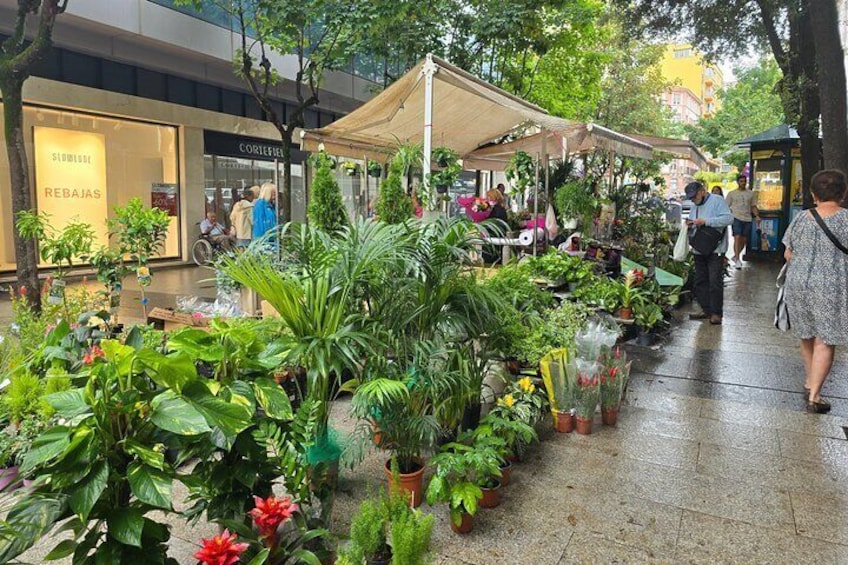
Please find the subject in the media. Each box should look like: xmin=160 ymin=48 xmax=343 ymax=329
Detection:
xmin=782 ymin=209 xmax=848 ymax=345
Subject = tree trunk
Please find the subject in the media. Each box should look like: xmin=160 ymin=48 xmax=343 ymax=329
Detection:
xmin=808 ymin=0 xmax=848 ymax=175
xmin=796 ymin=6 xmax=821 ymax=209
xmin=1 ymin=77 xmax=41 ymax=308
xmin=278 ymin=126 xmax=293 ymax=223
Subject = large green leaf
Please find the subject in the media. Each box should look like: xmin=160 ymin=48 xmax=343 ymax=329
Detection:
xmin=182 ymin=381 xmax=252 ymax=447
xmin=136 ymin=350 xmax=197 ymax=393
xmin=69 ymin=460 xmax=109 ymax=520
xmin=20 ymin=427 xmax=72 ymax=475
xmin=124 ymin=439 xmax=165 ymax=470
xmin=0 ymin=494 xmax=66 ymax=563
xmin=245 ymin=548 xmax=270 ymax=565
xmin=150 ymin=391 xmax=211 ymax=436
xmin=107 ymin=508 xmax=144 ymax=547
xmin=45 ymin=389 xmax=91 ymax=419
xmin=44 ymin=539 xmax=77 ymax=561
xmin=253 ymin=378 xmax=293 ymax=420
xmin=127 ymin=462 xmax=172 ymax=510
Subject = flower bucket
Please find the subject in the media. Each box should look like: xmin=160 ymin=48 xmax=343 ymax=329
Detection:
xmin=479 ymin=480 xmax=502 ymax=509
xmin=575 ymin=417 xmax=593 ymax=435
xmin=451 ymin=512 xmax=474 ymax=534
xmin=385 ymin=459 xmax=425 ymax=508
xmin=553 ymin=410 xmax=574 ymax=433
xmin=602 ymin=407 xmax=619 ymax=426
xmin=618 ymin=307 xmax=633 ymax=320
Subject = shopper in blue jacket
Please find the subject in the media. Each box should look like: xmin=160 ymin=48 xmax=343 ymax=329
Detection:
xmin=253 ymin=183 xmax=277 ymax=239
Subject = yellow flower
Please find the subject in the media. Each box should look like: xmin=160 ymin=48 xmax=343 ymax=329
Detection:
xmin=518 ymin=377 xmax=536 ymax=394
xmin=498 ymin=394 xmax=516 ymax=408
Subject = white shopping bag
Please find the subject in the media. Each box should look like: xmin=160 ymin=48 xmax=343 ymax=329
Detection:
xmin=672 ymin=221 xmax=689 ymax=261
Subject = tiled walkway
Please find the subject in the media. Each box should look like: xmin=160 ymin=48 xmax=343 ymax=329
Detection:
xmin=8 ymin=261 xmax=848 ymax=563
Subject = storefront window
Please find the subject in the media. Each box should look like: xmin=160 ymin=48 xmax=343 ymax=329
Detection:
xmin=0 ymin=104 xmax=180 ymax=271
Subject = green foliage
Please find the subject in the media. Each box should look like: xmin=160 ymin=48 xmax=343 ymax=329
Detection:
xmin=634 ymin=301 xmax=664 ymax=332
xmin=573 ymin=278 xmax=621 ymax=313
xmin=554 ymin=181 xmax=599 ymax=228
xmin=108 ymin=198 xmax=171 ymax=265
xmin=504 ymin=151 xmax=536 ymax=197
xmin=524 ymin=250 xmax=597 ymax=287
xmin=89 ymin=246 xmax=129 ymax=293
xmin=390 ymin=505 xmax=434 ymax=565
xmin=15 ymin=211 xmax=95 ymax=277
xmin=426 ymin=442 xmax=500 ymax=525
xmin=470 ymin=412 xmax=537 ymax=463
xmin=308 ymin=154 xmax=350 ymax=233
xmin=687 ymin=59 xmax=785 ymax=160
xmin=483 ymin=263 xmax=553 ymax=313
xmin=348 ymin=496 xmax=389 ymax=562
xmin=0 ymin=414 xmax=46 ymax=469
xmin=515 ymin=302 xmax=591 ymax=368
xmin=1 ymin=371 xmax=44 ymax=425
xmin=375 ymin=160 xmax=414 ymax=224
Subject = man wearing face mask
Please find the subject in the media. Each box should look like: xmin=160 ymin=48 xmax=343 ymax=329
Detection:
xmin=685 ymin=180 xmax=733 ymax=325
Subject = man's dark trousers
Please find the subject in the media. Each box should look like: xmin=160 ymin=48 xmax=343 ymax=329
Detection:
xmin=693 ymin=253 xmax=724 ymax=316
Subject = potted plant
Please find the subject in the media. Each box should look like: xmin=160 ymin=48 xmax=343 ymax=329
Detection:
xmin=345 ymin=495 xmax=392 ymax=564
xmin=351 ymin=369 xmax=439 ymax=508
xmin=540 ymin=348 xmax=575 ymax=433
xmin=425 ymin=442 xmax=501 ymax=533
xmin=108 ymin=198 xmax=171 ymax=319
xmin=375 ymin=159 xmax=414 ymax=224
xmin=554 ymin=181 xmax=598 ymax=231
xmin=340 ymin=161 xmax=360 ymax=176
xmin=366 ymin=161 xmax=383 ymax=178
xmin=432 ymin=146 xmax=459 ymax=168
xmin=15 ymin=211 xmax=95 ymax=315
xmin=389 ymin=498 xmax=435 ymax=565
xmin=308 ymin=154 xmax=350 ymax=233
xmin=615 ymin=269 xmax=647 ymax=319
xmin=467 ymin=416 xmax=535 ymax=487
xmin=429 ymin=170 xmax=455 ymax=194
xmin=504 ymin=151 xmax=536 ymax=198
xmin=599 ymin=347 xmax=632 ymax=426
xmin=633 ymin=301 xmax=663 ymax=346
xmin=573 ymin=367 xmax=600 ymax=435
xmin=486 ymin=380 xmax=546 ymax=459
xmin=0 ymin=416 xmax=43 ymax=492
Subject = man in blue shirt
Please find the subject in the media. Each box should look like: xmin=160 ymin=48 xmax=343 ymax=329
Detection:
xmin=685 ymin=181 xmax=733 ymax=325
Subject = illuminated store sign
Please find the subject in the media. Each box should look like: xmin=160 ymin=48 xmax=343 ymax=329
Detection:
xmin=33 ymin=126 xmax=109 ymax=245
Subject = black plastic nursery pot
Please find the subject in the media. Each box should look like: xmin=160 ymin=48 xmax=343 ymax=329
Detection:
xmin=436 ymin=184 xmax=449 ymax=194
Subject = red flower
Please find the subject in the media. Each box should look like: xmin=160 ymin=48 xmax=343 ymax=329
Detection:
xmin=83 ymin=345 xmax=105 ymax=366
xmin=591 ymin=377 xmax=598 ymax=387
xmin=249 ymin=496 xmax=299 ymax=539
xmin=194 ymin=529 xmax=248 ymax=565
xmin=19 ymin=285 xmax=27 ymax=296
xmin=614 ymin=347 xmax=621 ymax=359
xmin=609 ymin=367 xmax=618 ymax=379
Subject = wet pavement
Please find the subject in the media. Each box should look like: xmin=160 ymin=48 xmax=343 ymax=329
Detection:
xmin=6 ymin=260 xmax=848 ymax=564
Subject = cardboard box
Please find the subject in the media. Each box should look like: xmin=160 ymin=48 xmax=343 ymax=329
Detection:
xmin=147 ymin=307 xmax=211 ymax=332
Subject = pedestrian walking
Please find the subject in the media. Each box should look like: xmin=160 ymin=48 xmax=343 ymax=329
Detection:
xmin=725 ymin=174 xmax=761 ymax=269
xmin=686 ymin=181 xmax=733 ymax=325
xmin=230 ymin=186 xmax=256 ymax=248
xmin=782 ymin=169 xmax=848 ymax=414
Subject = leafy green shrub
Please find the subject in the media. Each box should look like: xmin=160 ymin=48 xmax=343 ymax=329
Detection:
xmin=515 ymin=302 xmax=591 ymax=367
xmin=483 ymin=263 xmax=553 ymax=313
xmin=504 ymin=151 xmax=535 ymax=197
xmin=1 ymin=371 xmax=44 ymax=425
xmin=554 ymin=181 xmax=598 ymax=228
xmin=347 ymin=497 xmax=389 ymax=562
xmin=108 ymin=197 xmax=171 ymax=264
xmin=375 ymin=160 xmax=413 ymax=224
xmin=308 ymin=155 xmax=350 ymax=233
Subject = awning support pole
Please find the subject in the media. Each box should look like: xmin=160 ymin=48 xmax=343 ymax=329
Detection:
xmin=533 ymin=151 xmax=540 ymax=256
xmin=422 ymin=54 xmax=437 ymax=212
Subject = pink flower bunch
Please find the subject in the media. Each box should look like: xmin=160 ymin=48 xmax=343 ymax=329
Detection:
xmin=248 ymin=495 xmax=299 ymax=540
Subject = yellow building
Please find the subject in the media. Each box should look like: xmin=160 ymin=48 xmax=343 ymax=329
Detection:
xmin=660 ymin=44 xmax=724 ymax=118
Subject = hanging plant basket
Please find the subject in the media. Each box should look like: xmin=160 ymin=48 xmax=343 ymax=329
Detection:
xmin=436 ymin=184 xmax=449 ymax=194
xmin=368 ymin=163 xmax=383 ymax=178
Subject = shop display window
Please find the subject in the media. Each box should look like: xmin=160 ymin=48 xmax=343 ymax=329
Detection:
xmin=0 ymin=104 xmax=180 ymax=271
xmin=752 ymin=157 xmax=784 ymax=212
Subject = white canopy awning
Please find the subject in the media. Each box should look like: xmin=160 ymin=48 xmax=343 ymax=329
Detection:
xmin=628 ymin=133 xmax=708 ymax=170
xmin=301 ymin=55 xmax=653 ymax=164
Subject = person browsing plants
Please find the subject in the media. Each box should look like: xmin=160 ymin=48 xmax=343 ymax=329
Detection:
xmin=685 ymin=180 xmax=733 ymax=325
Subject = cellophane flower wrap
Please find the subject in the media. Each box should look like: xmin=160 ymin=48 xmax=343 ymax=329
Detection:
xmin=573 ymin=359 xmax=600 ymax=420
xmin=599 ymin=346 xmax=631 ymax=409
xmin=540 ymin=348 xmax=576 ymax=415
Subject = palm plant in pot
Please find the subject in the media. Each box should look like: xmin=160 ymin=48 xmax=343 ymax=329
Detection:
xmin=425 ymin=441 xmax=501 ymax=533
xmin=540 ymin=348 xmax=576 ymax=433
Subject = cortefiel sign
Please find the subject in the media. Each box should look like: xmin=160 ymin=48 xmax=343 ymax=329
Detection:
xmin=33 ymin=126 xmax=109 ymax=247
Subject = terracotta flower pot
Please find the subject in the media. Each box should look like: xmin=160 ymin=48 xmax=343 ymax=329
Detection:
xmin=602 ymin=407 xmax=619 ymax=426
xmin=384 ymin=459 xmax=425 ymax=508
xmin=553 ymin=410 xmax=574 ymax=433
xmin=499 ymin=461 xmax=512 ymax=487
xmin=506 ymin=358 xmax=521 ymax=375
xmin=450 ymin=511 xmax=474 ymax=534
xmin=506 ymin=452 xmax=519 ymax=464
xmin=575 ymin=416 xmax=594 ymax=435
xmin=479 ymin=480 xmax=502 ymax=508
xmin=618 ymin=307 xmax=633 ymax=320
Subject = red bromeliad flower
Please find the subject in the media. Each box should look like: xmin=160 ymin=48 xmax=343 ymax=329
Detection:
xmin=19 ymin=285 xmax=27 ymax=296
xmin=83 ymin=345 xmax=105 ymax=366
xmin=194 ymin=529 xmax=248 ymax=565
xmin=249 ymin=496 xmax=299 ymax=539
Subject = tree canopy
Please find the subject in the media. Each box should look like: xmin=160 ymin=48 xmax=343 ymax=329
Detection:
xmin=686 ymin=58 xmax=785 ymax=168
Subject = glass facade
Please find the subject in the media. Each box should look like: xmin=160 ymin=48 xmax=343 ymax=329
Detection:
xmin=0 ymin=104 xmax=180 ymax=271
